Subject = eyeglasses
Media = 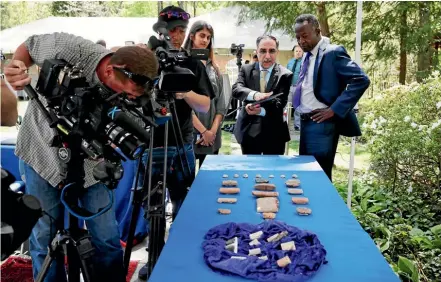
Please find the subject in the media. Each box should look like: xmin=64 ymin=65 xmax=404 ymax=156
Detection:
xmin=113 ymin=66 xmax=152 ymax=87
xmin=160 ymin=11 xmax=191 ymax=20
xmin=258 ymin=49 xmax=277 ymax=55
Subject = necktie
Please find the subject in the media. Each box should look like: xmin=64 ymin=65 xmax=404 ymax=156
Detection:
xmin=260 ymin=70 xmax=268 ymax=93
xmin=293 ymin=52 xmax=312 ymax=108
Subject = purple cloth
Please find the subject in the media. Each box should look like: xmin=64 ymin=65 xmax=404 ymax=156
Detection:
xmin=202 ymin=220 xmax=327 ymax=282
xmin=293 ymin=52 xmax=312 ymax=109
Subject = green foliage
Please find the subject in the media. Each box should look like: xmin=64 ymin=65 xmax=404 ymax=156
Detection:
xmin=0 ymin=1 xmax=52 ymax=30
xmin=362 ymin=73 xmax=441 ymax=205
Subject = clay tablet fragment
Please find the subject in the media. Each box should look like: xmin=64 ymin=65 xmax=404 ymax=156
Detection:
xmin=269 ymin=175 xmax=274 ymax=178
xmin=256 ymin=197 xmax=279 ymax=213
xmin=296 ymin=207 xmax=312 ymax=215
xmin=255 ymin=174 xmax=262 ymax=178
xmin=285 ymin=179 xmax=301 ymax=187
xmin=292 ymin=197 xmax=309 ymax=204
xmin=255 ymin=178 xmax=269 ymax=183
xmin=252 ymin=191 xmax=279 ymax=197
xmin=217 ymin=198 xmax=237 ymax=204
xmin=243 ymin=174 xmax=248 ymax=178
xmin=222 ymin=174 xmax=228 ymax=178
xmin=287 ymin=188 xmax=303 ymax=195
xmin=277 ymin=256 xmax=292 ymax=267
xmin=292 ymin=174 xmax=298 ymax=178
xmin=281 ymin=241 xmax=296 ymax=251
xmin=262 ymin=212 xmax=276 ymax=219
xmin=233 ymin=174 xmax=239 ymax=178
xmin=219 ymin=188 xmax=240 ymax=194
xmin=280 ymin=174 xmax=286 ymax=178
xmin=254 ymin=183 xmax=276 ymax=191
xmin=222 ymin=180 xmax=238 ymax=187
xmin=218 ymin=208 xmax=231 ymax=215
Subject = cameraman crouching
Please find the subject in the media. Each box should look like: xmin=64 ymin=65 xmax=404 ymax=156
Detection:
xmin=4 ymin=32 xmax=158 ymax=282
xmin=137 ymin=6 xmax=214 ymax=280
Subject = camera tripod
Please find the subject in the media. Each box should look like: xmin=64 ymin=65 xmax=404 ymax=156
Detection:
xmin=122 ymin=92 xmax=193 ymax=280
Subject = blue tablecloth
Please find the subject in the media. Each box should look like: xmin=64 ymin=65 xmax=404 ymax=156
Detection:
xmin=145 ymin=155 xmax=399 ymax=281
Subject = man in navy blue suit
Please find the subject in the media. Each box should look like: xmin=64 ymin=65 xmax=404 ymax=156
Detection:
xmin=293 ymin=14 xmax=370 ymax=181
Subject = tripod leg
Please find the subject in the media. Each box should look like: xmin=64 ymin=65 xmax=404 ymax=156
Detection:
xmin=35 ymin=247 xmax=57 ymax=282
xmin=74 ymin=232 xmax=96 ymax=282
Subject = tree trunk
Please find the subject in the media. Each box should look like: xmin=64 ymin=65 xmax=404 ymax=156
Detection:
xmin=399 ymin=8 xmax=407 ymax=85
xmin=417 ymin=1 xmax=432 ymax=82
xmin=193 ymin=1 xmax=197 ymax=17
xmin=315 ymin=2 xmax=331 ymax=38
xmin=177 ymin=1 xmax=187 ymax=11
xmin=158 ymin=1 xmax=163 ymax=14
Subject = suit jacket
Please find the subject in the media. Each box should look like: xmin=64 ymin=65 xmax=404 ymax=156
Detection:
xmin=232 ymin=63 xmax=292 ymax=143
xmin=307 ymin=40 xmax=370 ymax=137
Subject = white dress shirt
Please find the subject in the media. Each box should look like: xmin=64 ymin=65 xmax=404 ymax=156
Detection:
xmin=297 ymin=38 xmax=328 ymax=114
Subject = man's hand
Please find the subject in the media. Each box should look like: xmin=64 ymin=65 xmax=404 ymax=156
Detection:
xmin=245 ymin=104 xmax=262 ymax=116
xmin=4 ymin=60 xmax=31 ymax=90
xmin=311 ymin=108 xmax=335 ymax=123
xmin=175 ymin=92 xmax=190 ymax=99
xmin=201 ymin=130 xmax=216 ymax=146
xmin=254 ymin=92 xmax=272 ymax=101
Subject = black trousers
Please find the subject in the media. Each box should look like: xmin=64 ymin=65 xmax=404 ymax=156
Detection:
xmin=299 ymin=118 xmax=339 ymax=181
xmin=195 ymin=150 xmax=219 ymax=168
xmin=240 ymin=134 xmax=286 ymax=155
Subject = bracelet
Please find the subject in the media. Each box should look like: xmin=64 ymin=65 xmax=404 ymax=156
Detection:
xmin=253 ymin=92 xmax=258 ymax=100
xmin=201 ymin=129 xmax=208 ymax=134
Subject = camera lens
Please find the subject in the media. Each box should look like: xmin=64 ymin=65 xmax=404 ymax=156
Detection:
xmin=105 ymin=123 xmax=145 ymax=159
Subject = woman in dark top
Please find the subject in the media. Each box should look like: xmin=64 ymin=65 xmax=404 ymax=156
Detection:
xmin=183 ymin=20 xmax=226 ymax=168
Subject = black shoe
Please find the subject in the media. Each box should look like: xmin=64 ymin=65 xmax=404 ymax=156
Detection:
xmin=138 ymin=264 xmax=148 ymax=280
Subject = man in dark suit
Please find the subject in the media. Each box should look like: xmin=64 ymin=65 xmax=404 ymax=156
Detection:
xmin=293 ymin=14 xmax=370 ymax=181
xmin=232 ymin=35 xmax=293 ymax=155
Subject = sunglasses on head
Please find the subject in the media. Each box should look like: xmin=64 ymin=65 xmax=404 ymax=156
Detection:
xmin=113 ymin=66 xmax=152 ymax=87
xmin=160 ymin=11 xmax=190 ymax=20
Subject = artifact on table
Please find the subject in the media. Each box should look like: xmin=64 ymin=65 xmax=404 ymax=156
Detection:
xmin=225 ymin=237 xmax=238 ymax=253
xmin=269 ymin=175 xmax=274 ymax=178
xmin=218 ymin=208 xmax=231 ymax=215
xmin=292 ymin=197 xmax=309 ymax=204
xmin=249 ymin=230 xmax=263 ymax=240
xmin=252 ymin=191 xmax=279 ymax=197
xmin=258 ymin=255 xmax=268 ymax=260
xmin=267 ymin=231 xmax=288 ymax=242
xmin=255 ymin=178 xmax=269 ymax=183
xmin=277 ymin=256 xmax=291 ymax=267
xmin=281 ymin=241 xmax=296 ymax=251
xmin=254 ymin=183 xmax=276 ymax=191
xmin=233 ymin=174 xmax=239 ymax=178
xmin=285 ymin=179 xmax=301 ymax=187
xmin=292 ymin=174 xmax=298 ymax=178
xmin=287 ymin=188 xmax=303 ymax=195
xmin=243 ymin=174 xmax=248 ymax=178
xmin=222 ymin=180 xmax=238 ymax=187
xmin=248 ymin=247 xmax=261 ymax=256
xmin=296 ymin=207 xmax=312 ymax=215
xmin=217 ymin=198 xmax=237 ymax=204
xmin=262 ymin=212 xmax=276 ymax=219
xmin=249 ymin=239 xmax=260 ymax=246
xmin=255 ymin=174 xmax=262 ymax=178
xmin=280 ymin=174 xmax=286 ymax=178
xmin=219 ymin=188 xmax=240 ymax=194
xmin=222 ymin=174 xmax=228 ymax=178
xmin=256 ymin=197 xmax=279 ymax=213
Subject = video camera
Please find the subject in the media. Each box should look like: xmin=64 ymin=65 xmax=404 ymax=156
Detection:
xmin=230 ymin=43 xmax=245 ymax=56
xmin=147 ymin=23 xmax=209 ymax=93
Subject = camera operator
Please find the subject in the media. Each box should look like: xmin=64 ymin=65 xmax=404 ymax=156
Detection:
xmin=137 ymin=5 xmax=214 ymax=280
xmin=4 ymin=32 xmax=158 ymax=282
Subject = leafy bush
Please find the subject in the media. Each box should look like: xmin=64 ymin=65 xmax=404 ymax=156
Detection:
xmin=362 ymin=72 xmax=441 ymax=212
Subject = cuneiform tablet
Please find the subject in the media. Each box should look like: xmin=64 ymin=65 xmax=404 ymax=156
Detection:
xmin=218 ymin=208 xmax=231 ymax=215
xmin=254 ymin=183 xmax=276 ymax=191
xmin=262 ymin=212 xmax=276 ymax=219
xmin=249 ymin=239 xmax=261 ymax=246
xmin=231 ymin=256 xmax=246 ymax=260
xmin=277 ymin=256 xmax=292 ymax=267
xmin=292 ymin=174 xmax=298 ymax=178
xmin=222 ymin=180 xmax=238 ymax=187
xmin=287 ymin=188 xmax=303 ymax=195
xmin=243 ymin=174 xmax=248 ymax=178
xmin=222 ymin=174 xmax=228 ymax=178
xmin=258 ymin=255 xmax=268 ymax=260
xmin=252 ymin=191 xmax=279 ymax=197
xmin=255 ymin=178 xmax=269 ymax=183
xmin=285 ymin=179 xmax=301 ymax=187
xmin=248 ymin=248 xmax=261 ymax=256
xmin=217 ymin=198 xmax=237 ymax=204
xmin=269 ymin=175 xmax=274 ymax=178
xmin=281 ymin=241 xmax=296 ymax=251
xmin=233 ymin=174 xmax=239 ymax=178
xmin=249 ymin=231 xmax=263 ymax=240
xmin=256 ymin=197 xmax=279 ymax=213
xmin=292 ymin=197 xmax=309 ymax=204
xmin=267 ymin=231 xmax=288 ymax=243
xmin=255 ymin=174 xmax=262 ymax=178
xmin=296 ymin=207 xmax=312 ymax=215
xmin=219 ymin=188 xmax=240 ymax=194
xmin=280 ymin=174 xmax=286 ymax=178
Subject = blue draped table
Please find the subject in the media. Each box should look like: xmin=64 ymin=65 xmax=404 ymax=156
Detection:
xmin=148 ymin=155 xmax=399 ymax=282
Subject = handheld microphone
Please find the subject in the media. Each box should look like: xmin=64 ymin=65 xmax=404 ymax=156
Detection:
xmin=107 ymin=107 xmax=150 ymax=144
